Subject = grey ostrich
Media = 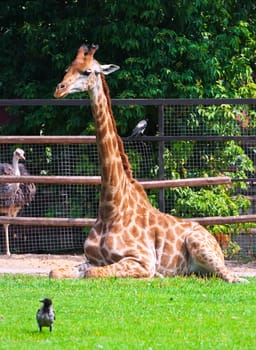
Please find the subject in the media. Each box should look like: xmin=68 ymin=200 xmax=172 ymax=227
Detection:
xmin=0 ymin=148 xmax=36 ymax=255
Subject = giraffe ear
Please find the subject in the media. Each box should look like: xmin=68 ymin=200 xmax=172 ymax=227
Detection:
xmin=99 ymin=64 xmax=120 ymax=75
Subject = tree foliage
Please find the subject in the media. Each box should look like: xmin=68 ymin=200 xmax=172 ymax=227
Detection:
xmin=1 ymin=0 xmax=256 ymax=134
xmin=1 ymin=1 xmax=256 ymax=229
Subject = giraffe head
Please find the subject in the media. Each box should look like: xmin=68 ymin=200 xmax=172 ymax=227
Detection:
xmin=54 ymin=44 xmax=119 ymax=98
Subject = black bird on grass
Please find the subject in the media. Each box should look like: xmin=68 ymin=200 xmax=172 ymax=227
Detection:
xmin=129 ymin=119 xmax=148 ymax=139
xmin=36 ymin=298 xmax=55 ymax=332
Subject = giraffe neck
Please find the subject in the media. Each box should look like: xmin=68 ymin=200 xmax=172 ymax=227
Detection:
xmin=89 ymin=74 xmax=133 ymax=218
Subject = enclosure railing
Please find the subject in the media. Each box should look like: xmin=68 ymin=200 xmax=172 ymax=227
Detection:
xmin=0 ymin=135 xmax=233 ymax=227
xmin=2 ymin=97 xmax=256 ymax=212
xmin=1 ymin=98 xmax=256 ymax=254
xmin=0 ymin=143 xmax=232 ymax=227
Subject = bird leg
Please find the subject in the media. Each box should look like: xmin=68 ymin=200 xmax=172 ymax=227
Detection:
xmin=3 ymin=223 xmax=11 ymax=256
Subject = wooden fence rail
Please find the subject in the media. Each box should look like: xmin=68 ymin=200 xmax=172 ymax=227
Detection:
xmin=0 ymin=175 xmax=231 ymax=188
xmin=1 ymin=136 xmax=96 ymax=144
xmin=1 ymin=135 xmax=256 ymax=144
xmin=0 ymin=174 xmax=235 ymax=228
xmin=1 ymin=214 xmax=256 ymax=227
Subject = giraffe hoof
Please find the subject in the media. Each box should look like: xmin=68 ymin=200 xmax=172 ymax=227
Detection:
xmin=233 ymin=277 xmax=249 ymax=283
xmin=76 ymin=262 xmax=92 ymax=277
xmin=49 ymin=267 xmax=81 ymax=279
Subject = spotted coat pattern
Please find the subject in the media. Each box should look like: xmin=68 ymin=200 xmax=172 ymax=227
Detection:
xmin=50 ymin=45 xmax=247 ymax=283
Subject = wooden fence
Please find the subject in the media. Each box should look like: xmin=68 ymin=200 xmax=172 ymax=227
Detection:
xmin=0 ymin=135 xmax=256 ymax=228
xmin=1 ymin=98 xmax=256 ymax=254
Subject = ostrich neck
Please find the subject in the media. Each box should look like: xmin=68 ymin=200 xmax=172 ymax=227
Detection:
xmin=12 ymin=158 xmax=20 ymax=176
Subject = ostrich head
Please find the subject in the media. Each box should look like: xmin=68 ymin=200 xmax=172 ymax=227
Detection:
xmin=13 ymin=148 xmax=25 ymax=161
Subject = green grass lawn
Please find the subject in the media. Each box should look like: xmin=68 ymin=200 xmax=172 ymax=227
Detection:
xmin=0 ymin=275 xmax=255 ymax=350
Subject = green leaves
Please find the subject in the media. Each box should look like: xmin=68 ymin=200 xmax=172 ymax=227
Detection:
xmin=1 ymin=0 xmax=256 ymax=133
xmin=1 ymin=1 xmax=256 ymax=227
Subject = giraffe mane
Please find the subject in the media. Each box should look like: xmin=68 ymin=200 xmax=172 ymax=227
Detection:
xmin=100 ymin=73 xmax=133 ymax=180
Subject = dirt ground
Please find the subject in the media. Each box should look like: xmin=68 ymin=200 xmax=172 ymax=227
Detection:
xmin=0 ymin=254 xmax=85 ymax=276
xmin=0 ymin=254 xmax=255 ymax=277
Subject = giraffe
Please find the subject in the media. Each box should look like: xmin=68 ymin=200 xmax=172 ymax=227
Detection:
xmin=50 ymin=44 xmax=247 ymax=283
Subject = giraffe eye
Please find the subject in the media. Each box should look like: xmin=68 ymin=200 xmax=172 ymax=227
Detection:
xmin=81 ymin=70 xmax=91 ymax=76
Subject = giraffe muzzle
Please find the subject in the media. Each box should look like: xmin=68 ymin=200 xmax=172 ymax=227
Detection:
xmin=54 ymin=83 xmax=67 ymax=98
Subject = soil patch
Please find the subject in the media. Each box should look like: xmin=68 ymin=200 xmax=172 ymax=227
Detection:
xmin=0 ymin=254 xmax=85 ymax=276
xmin=0 ymin=254 xmax=255 ymax=277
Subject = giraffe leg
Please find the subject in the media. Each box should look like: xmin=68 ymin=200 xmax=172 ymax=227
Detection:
xmin=185 ymin=227 xmax=248 ymax=283
xmin=4 ymin=224 xmax=11 ymax=256
xmin=49 ymin=261 xmax=91 ymax=279
xmin=85 ymin=258 xmax=153 ymax=278
xmin=49 ymin=267 xmax=81 ymax=279
xmin=49 ymin=258 xmax=153 ymax=279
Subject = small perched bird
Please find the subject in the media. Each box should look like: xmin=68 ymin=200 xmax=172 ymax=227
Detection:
xmin=129 ymin=119 xmax=148 ymax=139
xmin=36 ymin=298 xmax=55 ymax=332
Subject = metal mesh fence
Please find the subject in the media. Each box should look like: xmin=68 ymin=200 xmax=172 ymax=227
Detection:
xmin=0 ymin=143 xmax=100 ymax=253
xmin=0 ymin=101 xmax=256 ymax=256
xmin=163 ymin=104 xmax=256 ymax=206
xmin=161 ymin=103 xmax=256 ymax=256
xmin=0 ymin=141 xmax=157 ymax=253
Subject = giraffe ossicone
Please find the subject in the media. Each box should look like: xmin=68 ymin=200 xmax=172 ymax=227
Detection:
xmin=50 ymin=45 xmax=247 ymax=283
